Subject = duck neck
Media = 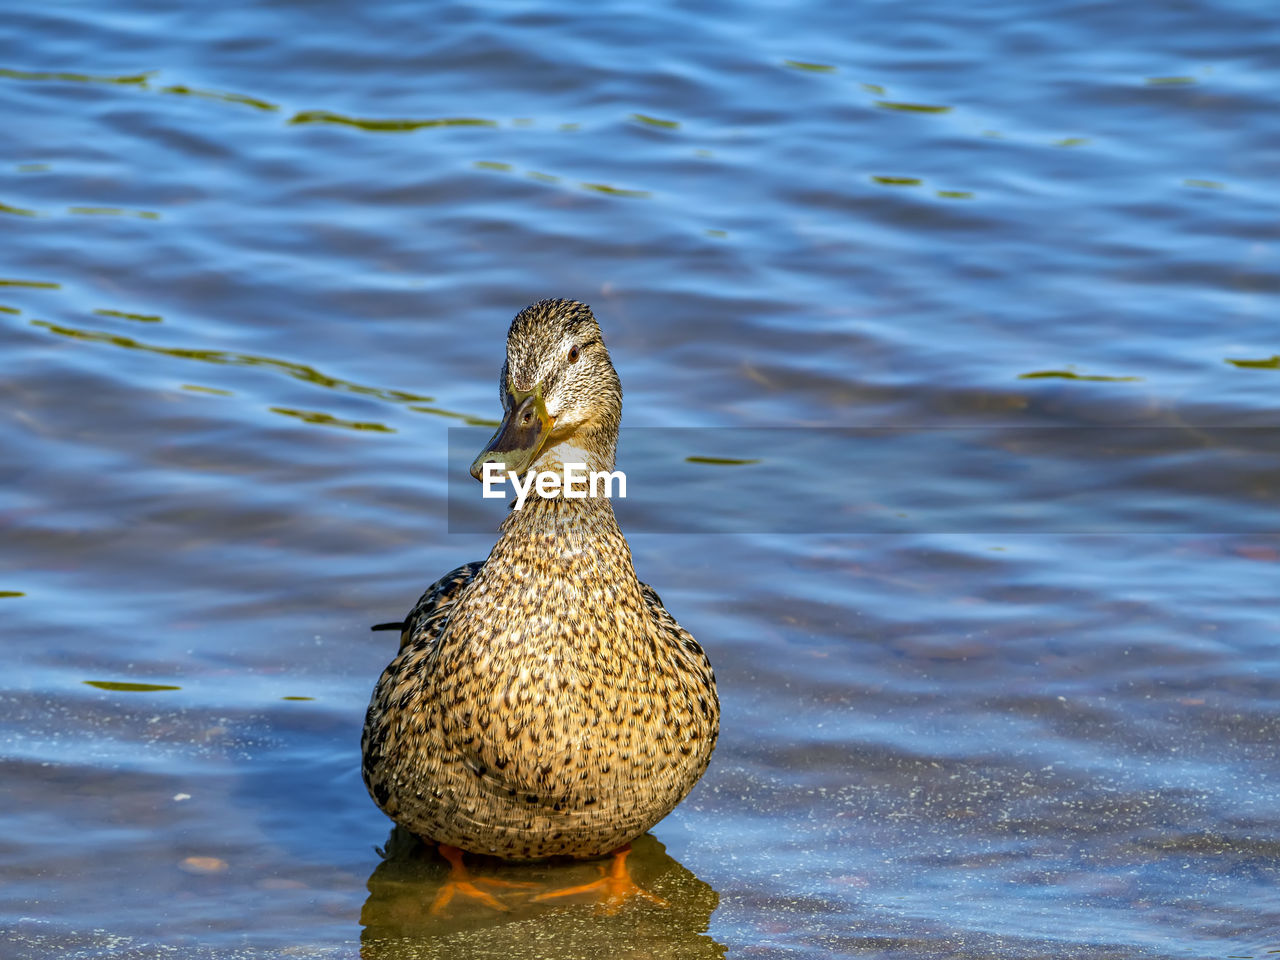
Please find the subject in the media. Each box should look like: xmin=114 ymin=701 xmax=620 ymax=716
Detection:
xmin=495 ymin=426 xmax=628 ymax=560
xmin=492 ymin=489 xmax=636 ymax=590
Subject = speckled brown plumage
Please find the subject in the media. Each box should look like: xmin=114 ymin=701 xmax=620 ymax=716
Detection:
xmin=362 ymin=299 xmax=719 ymax=860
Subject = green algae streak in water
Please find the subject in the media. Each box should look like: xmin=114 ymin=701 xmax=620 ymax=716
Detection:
xmin=0 ymin=278 xmax=59 ymax=289
xmin=30 ymin=319 xmax=432 ymax=404
xmin=1225 ymin=355 xmax=1280 ymax=369
xmin=407 ymin=404 xmax=500 ymax=427
xmin=68 ymin=206 xmax=160 ymax=219
xmin=1019 ymin=369 xmax=1142 ymax=382
xmin=631 ymin=113 xmax=680 ymax=129
xmin=95 ymin=308 xmax=163 ymax=323
xmin=157 ymin=84 xmax=279 ymax=112
xmin=269 ymin=407 xmax=396 ymax=433
xmin=783 ymin=60 xmax=836 ymax=73
xmin=874 ymin=101 xmax=952 ymax=113
xmin=579 ymin=182 xmax=651 ymax=199
xmin=0 ymin=67 xmax=153 ymax=86
xmin=84 ymin=680 xmax=182 ymax=692
xmin=289 ymin=110 xmax=497 ymax=132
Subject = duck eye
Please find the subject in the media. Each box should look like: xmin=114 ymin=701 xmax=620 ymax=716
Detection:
xmin=567 ymin=344 xmax=581 ymax=363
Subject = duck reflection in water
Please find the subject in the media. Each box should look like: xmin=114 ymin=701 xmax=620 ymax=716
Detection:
xmin=360 ymin=827 xmax=724 ymax=958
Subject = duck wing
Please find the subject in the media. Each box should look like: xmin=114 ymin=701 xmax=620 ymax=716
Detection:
xmin=395 ymin=561 xmax=487 ymax=651
xmin=362 ymin=561 xmax=485 ymax=811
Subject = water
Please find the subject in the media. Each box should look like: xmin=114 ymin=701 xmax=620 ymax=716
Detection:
xmin=2 ymin=0 xmax=1278 ymax=957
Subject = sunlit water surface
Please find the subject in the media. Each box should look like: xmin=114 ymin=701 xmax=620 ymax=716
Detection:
xmin=3 ymin=1 xmax=1279 ymax=957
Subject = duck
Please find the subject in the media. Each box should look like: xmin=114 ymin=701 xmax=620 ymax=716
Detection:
xmin=361 ymin=298 xmax=719 ymax=912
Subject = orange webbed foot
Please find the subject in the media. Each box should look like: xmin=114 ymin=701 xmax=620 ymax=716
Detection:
xmin=428 ymin=844 xmax=537 ymax=916
xmin=532 ymin=844 xmax=669 ymax=915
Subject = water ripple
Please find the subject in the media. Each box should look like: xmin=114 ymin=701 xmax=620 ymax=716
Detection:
xmin=27 ymin=319 xmax=433 ymax=404
xmin=3 ymin=0 xmax=1279 ymax=956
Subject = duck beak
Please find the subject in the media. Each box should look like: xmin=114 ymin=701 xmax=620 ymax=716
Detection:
xmin=470 ymin=382 xmax=555 ymax=480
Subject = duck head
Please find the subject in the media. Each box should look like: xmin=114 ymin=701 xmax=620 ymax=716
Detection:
xmin=470 ymin=299 xmax=622 ymax=480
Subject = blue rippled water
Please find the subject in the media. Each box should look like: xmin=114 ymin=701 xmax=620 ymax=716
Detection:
xmin=2 ymin=1 xmax=1279 ymax=957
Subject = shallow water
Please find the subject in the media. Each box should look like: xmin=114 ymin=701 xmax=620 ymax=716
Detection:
xmin=3 ymin=1 xmax=1279 ymax=957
